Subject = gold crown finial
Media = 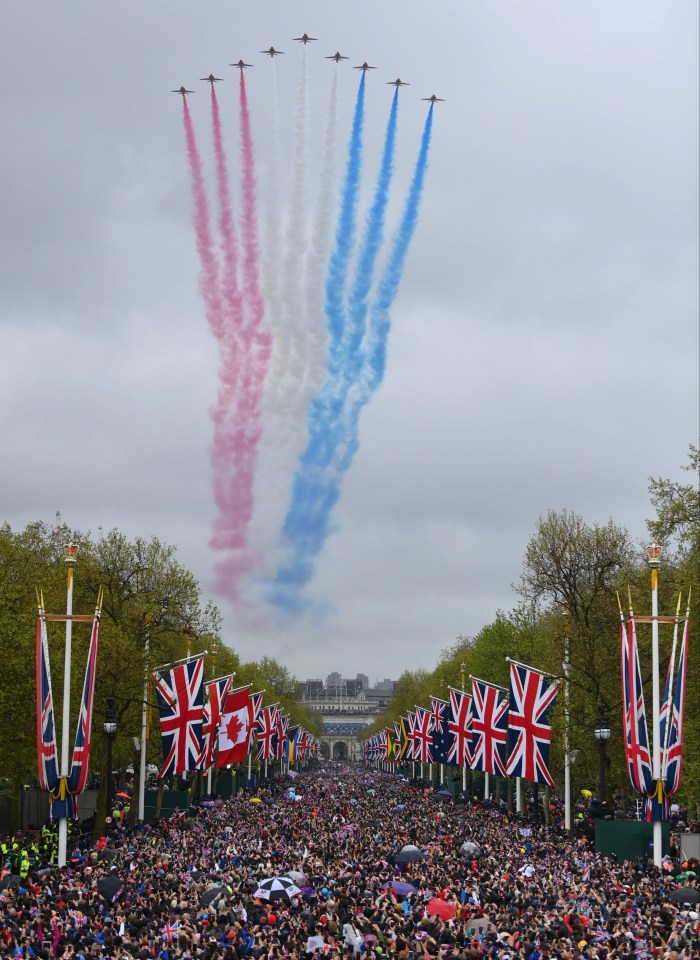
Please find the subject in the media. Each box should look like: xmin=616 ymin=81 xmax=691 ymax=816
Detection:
xmin=63 ymin=542 xmax=79 ymax=566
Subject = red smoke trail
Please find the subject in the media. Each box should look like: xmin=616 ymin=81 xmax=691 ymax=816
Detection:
xmin=182 ymin=99 xmax=224 ymax=343
xmin=213 ymin=73 xmax=272 ymax=598
xmin=209 ymin=87 xmax=246 ymax=552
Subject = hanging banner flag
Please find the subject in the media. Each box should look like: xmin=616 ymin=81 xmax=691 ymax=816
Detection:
xmin=275 ymin=712 xmax=290 ymax=761
xmin=429 ymin=696 xmax=454 ymax=766
xmin=216 ymin=685 xmax=253 ymax=767
xmin=505 ymin=661 xmax=560 ymax=786
xmin=35 ymin=609 xmax=59 ymax=797
xmin=199 ymin=675 xmax=234 ymax=770
xmin=413 ymin=705 xmax=434 ymax=763
xmin=447 ymin=687 xmax=473 ymax=769
xmin=470 ymin=678 xmax=509 ymax=777
xmin=256 ymin=703 xmax=279 ymax=761
xmin=661 ymin=612 xmax=689 ymax=797
xmin=66 ymin=602 xmax=101 ymax=797
xmin=620 ymin=617 xmax=654 ymax=797
xmin=153 ymin=657 xmax=205 ymax=777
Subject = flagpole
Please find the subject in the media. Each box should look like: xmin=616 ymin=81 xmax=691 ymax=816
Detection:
xmin=58 ymin=542 xmax=78 ymax=869
xmin=647 ymin=543 xmax=663 ymax=867
xmin=460 ymin=662 xmax=467 ymax=796
xmin=484 ymin=772 xmax=489 ymax=803
xmin=138 ymin=616 xmax=150 ymax=822
xmin=563 ymin=626 xmax=572 ymax=833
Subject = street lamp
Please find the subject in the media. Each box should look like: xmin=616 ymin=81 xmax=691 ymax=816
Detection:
xmin=593 ymin=699 xmax=610 ymax=803
xmin=104 ymin=698 xmax=117 ymax=817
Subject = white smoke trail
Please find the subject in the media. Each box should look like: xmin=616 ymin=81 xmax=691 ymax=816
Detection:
xmin=249 ymin=47 xmax=312 ymax=578
xmin=304 ymin=66 xmax=339 ymax=395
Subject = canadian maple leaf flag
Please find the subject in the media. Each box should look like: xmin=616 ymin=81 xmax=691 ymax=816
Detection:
xmin=216 ymin=687 xmax=252 ymax=767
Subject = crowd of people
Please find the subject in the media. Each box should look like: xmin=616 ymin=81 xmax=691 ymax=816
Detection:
xmin=0 ymin=765 xmax=698 ymax=960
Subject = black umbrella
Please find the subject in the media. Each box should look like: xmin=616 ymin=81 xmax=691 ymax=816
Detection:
xmin=393 ymin=844 xmax=427 ymax=864
xmin=0 ymin=875 xmax=22 ymax=891
xmin=97 ymin=875 xmax=123 ymax=901
xmin=254 ymin=876 xmax=302 ymax=901
xmin=200 ymin=885 xmax=231 ymax=907
xmin=669 ymin=886 xmax=699 ymax=905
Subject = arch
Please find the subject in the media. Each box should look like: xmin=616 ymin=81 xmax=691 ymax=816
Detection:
xmin=319 ymin=741 xmax=331 ymax=760
xmin=332 ymin=741 xmax=348 ymax=761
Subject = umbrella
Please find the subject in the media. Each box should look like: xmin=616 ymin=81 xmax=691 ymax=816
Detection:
xmin=286 ymin=870 xmax=306 ymax=883
xmin=115 ymin=791 xmax=131 ymax=799
xmin=392 ymin=804 xmax=406 ymax=812
xmin=427 ymin=898 xmax=456 ymax=920
xmin=393 ymin=844 xmax=427 ymax=864
xmin=249 ymin=797 xmax=263 ymax=804
xmin=254 ymin=877 xmax=302 ymax=901
xmin=436 ymin=789 xmax=452 ymax=798
xmin=581 ymin=789 xmax=593 ymax=799
xmin=669 ymin=887 xmax=699 ymax=905
xmin=97 ymin=875 xmax=123 ymax=901
xmin=366 ymin=788 xmax=376 ymax=796
xmin=98 ymin=848 xmax=119 ymax=862
xmin=0 ymin=875 xmax=21 ymax=891
xmin=201 ymin=886 xmax=230 ymax=907
xmin=382 ymin=881 xmax=418 ymax=897
xmin=460 ymin=841 xmax=481 ymax=857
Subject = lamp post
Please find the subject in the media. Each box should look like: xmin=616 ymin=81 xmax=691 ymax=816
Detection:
xmin=460 ymin=661 xmax=467 ymax=795
xmin=58 ymin=541 xmax=79 ymax=868
xmin=104 ymin=698 xmax=117 ymax=818
xmin=593 ymin=699 xmax=610 ymax=803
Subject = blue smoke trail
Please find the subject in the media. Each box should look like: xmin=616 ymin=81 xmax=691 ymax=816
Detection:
xmin=269 ymin=105 xmax=433 ymax=613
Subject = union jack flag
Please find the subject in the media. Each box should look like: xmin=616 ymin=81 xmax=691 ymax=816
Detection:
xmin=67 ymin=607 xmax=101 ymax=797
xmin=199 ymin=675 xmax=233 ymax=770
xmin=505 ymin=662 xmax=560 ymax=786
xmin=161 ymin=920 xmax=179 ymax=942
xmin=413 ymin=706 xmax=434 ymax=763
xmin=470 ymin=679 xmax=508 ymax=777
xmin=256 ymin=703 xmax=279 ymax=761
xmin=153 ymin=657 xmax=204 ymax=777
xmin=620 ymin=618 xmax=654 ymax=796
xmin=660 ymin=614 xmax=690 ymax=798
xmin=447 ymin=687 xmax=472 ymax=768
xmin=36 ymin=612 xmax=59 ymax=795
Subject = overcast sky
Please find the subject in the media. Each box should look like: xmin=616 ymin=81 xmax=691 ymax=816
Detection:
xmin=2 ymin=0 xmax=697 ymax=684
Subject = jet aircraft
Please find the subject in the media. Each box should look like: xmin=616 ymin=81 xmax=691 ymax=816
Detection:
xmin=200 ymin=74 xmax=223 ymax=85
xmin=230 ymin=59 xmax=253 ymax=70
xmin=326 ymin=51 xmax=349 ymax=63
xmin=353 ymin=62 xmax=376 ymax=73
xmin=294 ymin=34 xmax=317 ymax=44
xmin=171 ymin=87 xmax=194 ymax=97
xmin=261 ymin=47 xmax=284 ymax=57
xmin=387 ymin=78 xmax=409 ymax=87
xmin=422 ymin=94 xmax=445 ymax=104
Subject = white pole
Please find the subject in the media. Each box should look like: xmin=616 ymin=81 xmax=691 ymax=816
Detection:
xmin=563 ymin=633 xmax=571 ymax=832
xmin=412 ymin=761 xmax=415 ymax=779
xmin=462 ymin=763 xmax=466 ymax=794
xmin=264 ymin=758 xmax=268 ymax=779
xmin=429 ymin=762 xmax=433 ymax=784
xmin=58 ymin=546 xmax=77 ymax=869
xmin=138 ymin=629 xmax=150 ymax=822
xmin=516 ymin=777 xmax=522 ymax=813
xmin=648 ymin=544 xmax=663 ymax=866
xmin=247 ymin=751 xmax=252 ymax=787
xmin=420 ymin=762 xmax=424 ymax=780
xmin=484 ymin=772 xmax=490 ymax=803
xmin=440 ymin=763 xmax=444 ymax=785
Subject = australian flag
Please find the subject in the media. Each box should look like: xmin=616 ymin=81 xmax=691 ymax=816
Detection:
xmin=429 ymin=697 xmax=454 ymax=765
xmin=153 ymin=657 xmax=204 ymax=777
xmin=506 ymin=662 xmax=559 ymax=786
